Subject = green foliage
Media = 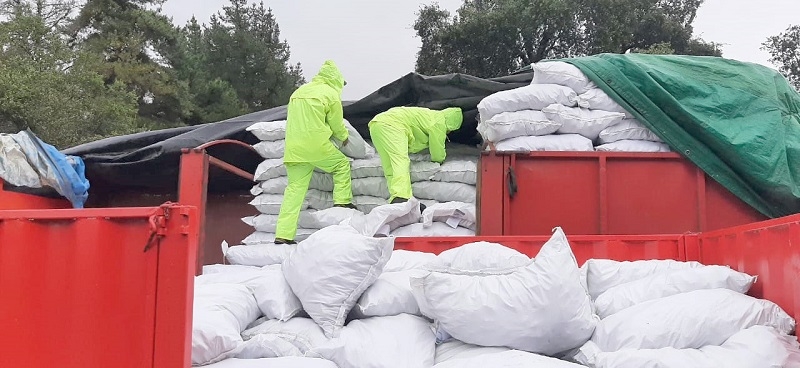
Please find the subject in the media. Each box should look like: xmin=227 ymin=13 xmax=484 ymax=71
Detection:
xmin=0 ymin=8 xmax=140 ymax=148
xmin=414 ymin=0 xmax=721 ymax=77
xmin=763 ymin=25 xmax=800 ymax=90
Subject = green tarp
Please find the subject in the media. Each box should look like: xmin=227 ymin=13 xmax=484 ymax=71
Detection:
xmin=567 ymin=54 xmax=800 ymax=218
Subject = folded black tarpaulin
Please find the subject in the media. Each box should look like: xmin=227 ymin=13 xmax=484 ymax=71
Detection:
xmin=63 ymin=71 xmax=533 ymax=192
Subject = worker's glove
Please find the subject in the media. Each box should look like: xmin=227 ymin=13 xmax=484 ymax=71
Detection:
xmin=342 ymin=138 xmax=350 ymax=147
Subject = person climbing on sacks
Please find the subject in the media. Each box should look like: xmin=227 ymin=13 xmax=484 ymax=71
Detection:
xmin=368 ymin=106 xmax=463 ymax=211
xmin=275 ymin=60 xmax=357 ymax=245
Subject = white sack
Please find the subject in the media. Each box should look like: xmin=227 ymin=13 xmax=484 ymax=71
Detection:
xmin=391 ymin=223 xmax=475 ymax=237
xmin=593 ymin=326 xmax=800 ymax=368
xmin=242 ymin=317 xmax=328 ymax=354
xmin=593 ymin=288 xmax=796 ymax=352
xmin=250 ymin=194 xmax=305 ymax=215
xmin=192 ymin=283 xmax=260 ymax=365
xmin=301 ymin=189 xmax=332 ymax=210
xmin=433 ymin=350 xmax=588 ymax=368
xmin=282 ymin=225 xmax=394 ymax=338
xmin=253 ymin=140 xmax=284 ymax=159
xmin=434 ymin=340 xmax=510 ymax=365
xmin=352 ymin=195 xmax=387 ymax=214
xmin=532 ymin=61 xmax=597 ymax=94
xmin=242 ymin=213 xmax=311 ymax=233
xmin=477 ymin=110 xmax=561 ymax=142
xmin=351 ymin=270 xmax=425 ymax=319
xmin=352 ymin=177 xmax=390 ymax=197
xmin=233 ymin=334 xmax=302 ymax=359
xmin=595 ymin=139 xmax=671 ymax=153
xmin=225 ymin=243 xmax=294 ymax=267
xmin=578 ymin=88 xmax=632 ymax=117
xmin=254 ymin=159 xmax=287 ymax=182
xmin=543 ymin=104 xmax=625 ymax=140
xmin=308 ymin=314 xmax=436 ymax=368
xmin=478 ymin=84 xmax=579 ymax=122
xmin=332 ymin=119 xmax=374 ymax=159
xmin=246 ymin=120 xmax=286 ymax=141
xmin=202 ymin=264 xmax=260 ymax=275
xmin=249 ymin=265 xmax=304 ymax=321
xmin=298 ymin=207 xmax=364 ymax=229
xmin=598 ymin=118 xmax=662 ymax=143
xmin=349 ymin=198 xmax=422 ymax=237
xmin=583 ymin=259 xmax=704 ymax=299
xmin=412 ymin=181 xmax=476 ymax=203
xmin=384 ymin=250 xmax=438 ymax=273
xmin=422 ymin=201 xmax=477 ymax=230
xmin=411 ymin=229 xmax=597 ymax=355
xmin=494 ymin=134 xmax=594 ymax=152
xmin=204 ymin=357 xmax=338 ymax=368
xmin=351 ymin=157 xmax=440 ymax=181
xmin=430 ymin=159 xmax=477 ymax=185
xmin=594 ymin=265 xmax=757 ymax=318
xmin=241 ymin=230 xmax=316 ymax=245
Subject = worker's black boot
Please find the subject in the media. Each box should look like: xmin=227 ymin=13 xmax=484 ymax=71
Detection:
xmin=274 ymin=238 xmax=296 ymax=245
xmin=334 ymin=203 xmax=358 ymax=210
xmin=390 ymin=197 xmax=425 ymax=213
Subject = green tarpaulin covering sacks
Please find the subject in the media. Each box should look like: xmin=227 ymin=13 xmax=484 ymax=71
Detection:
xmin=566 ymin=54 xmax=800 ymax=218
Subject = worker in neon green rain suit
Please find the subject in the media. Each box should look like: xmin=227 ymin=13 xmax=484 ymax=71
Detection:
xmin=275 ymin=60 xmax=356 ymax=245
xmin=368 ymin=106 xmax=463 ymax=208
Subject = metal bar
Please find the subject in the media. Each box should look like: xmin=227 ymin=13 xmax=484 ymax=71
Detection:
xmin=178 ymin=150 xmax=209 ymax=275
xmin=0 ymin=206 xmax=161 ymax=220
xmin=194 ymin=139 xmax=257 ymax=152
xmin=208 ymin=156 xmax=255 ymax=182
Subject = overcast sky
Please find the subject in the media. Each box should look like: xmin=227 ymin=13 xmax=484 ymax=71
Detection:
xmin=162 ymin=0 xmax=800 ymax=101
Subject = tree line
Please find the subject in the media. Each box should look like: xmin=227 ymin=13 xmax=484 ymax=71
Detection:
xmin=0 ymin=0 xmax=798 ymax=149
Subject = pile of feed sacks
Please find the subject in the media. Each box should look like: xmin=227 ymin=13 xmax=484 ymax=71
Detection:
xmin=478 ymin=61 xmax=671 ymax=153
xmin=240 ymin=119 xmax=479 ymax=248
xmin=193 ymin=209 xmax=800 ymax=367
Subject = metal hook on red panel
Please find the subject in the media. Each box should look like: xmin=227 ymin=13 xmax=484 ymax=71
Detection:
xmin=143 ymin=202 xmax=175 ymax=252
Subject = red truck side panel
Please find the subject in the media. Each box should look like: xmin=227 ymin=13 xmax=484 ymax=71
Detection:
xmin=0 ymin=205 xmax=198 ymax=368
xmin=480 ymin=152 xmax=767 ymax=236
xmin=695 ymin=214 xmax=800 ymax=324
xmin=0 ymin=178 xmax=71 ymax=210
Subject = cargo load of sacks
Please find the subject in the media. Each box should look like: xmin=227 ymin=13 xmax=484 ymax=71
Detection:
xmin=478 ymin=61 xmax=671 ymax=153
xmin=225 ymin=198 xmax=477 ymax=267
xmin=237 ymin=119 xmax=479 ymax=246
xmin=192 ymin=212 xmax=800 ymax=367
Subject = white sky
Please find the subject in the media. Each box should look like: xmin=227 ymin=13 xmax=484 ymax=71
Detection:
xmin=162 ymin=0 xmax=800 ymax=101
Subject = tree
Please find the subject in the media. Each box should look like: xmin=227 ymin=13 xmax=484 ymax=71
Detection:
xmin=0 ymin=0 xmax=77 ymax=29
xmin=202 ymin=0 xmax=304 ymax=111
xmin=0 ymin=6 xmax=140 ymax=148
xmin=69 ymin=0 xmax=193 ymax=129
xmin=414 ymin=0 xmax=721 ymax=78
xmin=763 ymin=25 xmax=800 ymax=90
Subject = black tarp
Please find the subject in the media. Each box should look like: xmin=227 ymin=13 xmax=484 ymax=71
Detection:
xmin=63 ymin=71 xmax=533 ymax=192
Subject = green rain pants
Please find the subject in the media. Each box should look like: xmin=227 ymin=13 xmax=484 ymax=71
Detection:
xmin=275 ymin=147 xmax=352 ymax=240
xmin=369 ymin=121 xmax=413 ymax=201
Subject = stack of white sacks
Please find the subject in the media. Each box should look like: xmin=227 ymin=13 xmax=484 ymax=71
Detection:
xmin=477 ymin=61 xmax=671 ymax=153
xmin=193 ymin=206 xmax=800 ymax=367
xmin=235 ymin=120 xmax=478 ymax=249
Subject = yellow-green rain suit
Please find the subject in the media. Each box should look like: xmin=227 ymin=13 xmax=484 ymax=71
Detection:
xmin=275 ymin=60 xmax=352 ymax=241
xmin=368 ymin=106 xmax=463 ymax=201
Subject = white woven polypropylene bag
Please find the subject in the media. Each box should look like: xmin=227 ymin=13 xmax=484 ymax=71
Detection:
xmin=246 ymin=120 xmax=286 ymax=141
xmin=595 ymin=139 xmax=671 ymax=153
xmin=478 ymin=84 xmax=579 ymax=122
xmin=598 ymin=118 xmax=663 ymax=143
xmin=412 ymin=181 xmax=476 ymax=203
xmin=429 ymin=159 xmax=478 ymax=185
xmin=282 ymin=225 xmax=394 ymax=338
xmin=578 ymin=88 xmax=632 ymax=117
xmin=422 ymin=202 xmax=477 ymax=230
xmin=224 ymin=243 xmax=294 ymax=267
xmin=308 ymin=314 xmax=436 ymax=368
xmin=351 ymin=270 xmax=426 ymax=319
xmin=411 ymin=228 xmax=597 ymax=355
xmin=349 ymin=198 xmax=422 ymax=237
xmin=192 ymin=283 xmax=261 ymax=365
xmin=594 ymin=265 xmax=757 ymax=318
xmin=532 ymin=61 xmax=597 ymax=94
xmin=543 ymin=104 xmax=626 ymax=140
xmin=478 ymin=110 xmax=561 ymax=142
xmin=433 ymin=349 xmax=588 ymax=368
xmin=494 ymin=134 xmax=594 ymax=152
xmin=582 ymin=259 xmax=704 ymax=299
xmin=592 ymin=288 xmax=796 ymax=352
xmin=390 ymin=223 xmax=475 ymax=237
